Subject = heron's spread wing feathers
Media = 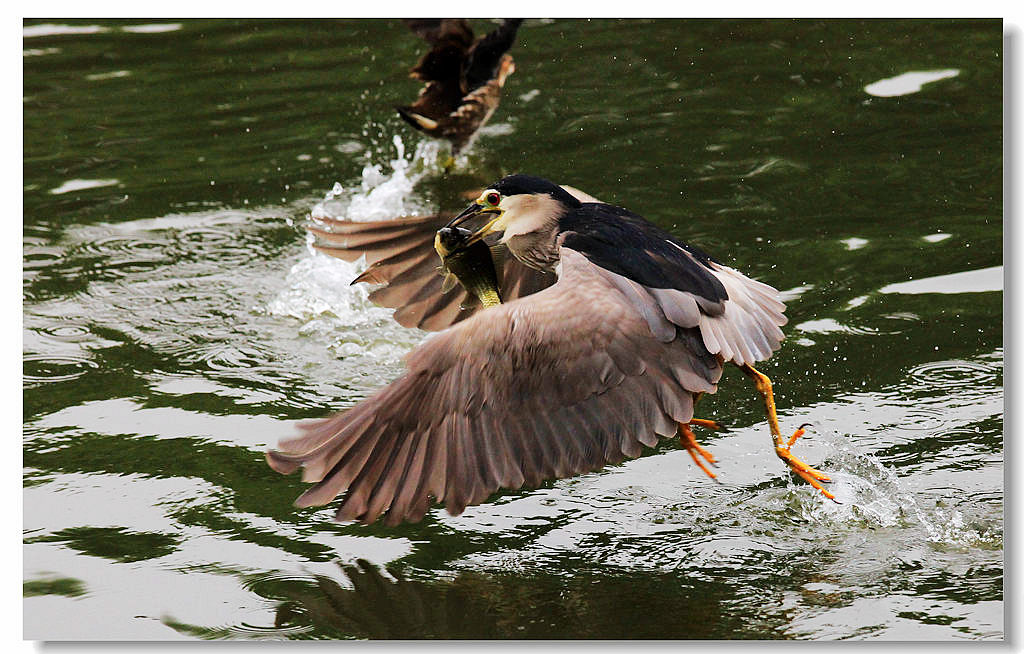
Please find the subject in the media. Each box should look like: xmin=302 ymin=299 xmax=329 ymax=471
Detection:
xmin=558 ymin=203 xmax=787 ymax=366
xmin=601 ymin=263 xmax=788 ymax=366
xmin=267 ymin=249 xmax=723 ymax=525
xmin=309 ymin=214 xmax=476 ymax=331
xmin=309 ymin=214 xmax=555 ymax=332
xmin=696 ymin=263 xmax=787 ymax=366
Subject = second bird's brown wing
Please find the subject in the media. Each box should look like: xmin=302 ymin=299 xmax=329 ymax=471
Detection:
xmin=462 ymin=19 xmax=523 ymax=92
xmin=308 ymin=214 xmax=555 ymax=332
xmin=400 ymin=19 xmax=474 ymax=123
xmin=402 ymin=19 xmax=473 ymax=46
xmin=267 ymin=248 xmax=724 ymax=525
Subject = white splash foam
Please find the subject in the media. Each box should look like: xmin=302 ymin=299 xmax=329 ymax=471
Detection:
xmin=267 ymin=134 xmax=445 ymax=352
xmin=310 ymin=135 xmax=441 ymax=224
xmin=795 ymin=426 xmax=1000 ymax=548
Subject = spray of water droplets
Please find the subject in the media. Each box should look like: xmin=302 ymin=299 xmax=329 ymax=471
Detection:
xmin=264 ymin=135 xmax=445 ymax=356
xmin=793 ymin=425 xmax=1000 ymax=549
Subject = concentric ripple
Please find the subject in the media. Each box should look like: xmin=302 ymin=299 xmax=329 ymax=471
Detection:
xmin=81 ymin=235 xmax=170 ymax=257
xmin=23 ymin=354 xmax=99 ymax=384
xmin=35 ymin=323 xmax=93 ymax=342
xmin=177 ymin=227 xmax=234 ymax=245
xmin=906 ymin=359 xmax=1001 ymax=389
xmin=890 ymin=406 xmax=951 ymax=432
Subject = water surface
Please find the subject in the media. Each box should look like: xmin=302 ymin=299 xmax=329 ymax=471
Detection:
xmin=23 ymin=18 xmax=1002 ymax=640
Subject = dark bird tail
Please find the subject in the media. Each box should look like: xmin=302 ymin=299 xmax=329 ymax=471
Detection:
xmin=395 ymin=105 xmax=439 ymax=132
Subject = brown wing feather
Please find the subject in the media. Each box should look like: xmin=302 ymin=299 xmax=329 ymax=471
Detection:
xmin=308 ymin=214 xmax=554 ymax=332
xmin=267 ymin=249 xmax=724 ymax=526
xmin=402 ymin=19 xmax=473 ymax=46
xmin=398 ymin=19 xmax=474 ymax=125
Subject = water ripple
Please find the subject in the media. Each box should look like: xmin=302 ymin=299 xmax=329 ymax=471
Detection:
xmin=23 ymin=354 xmax=99 ymax=384
xmin=177 ymin=227 xmax=235 ymax=245
xmin=906 ymin=360 xmax=1000 ymax=389
xmin=225 ymin=621 xmax=313 ymax=639
xmin=794 ymin=426 xmax=1001 ymax=550
xmin=188 ymin=345 xmax=268 ymax=371
xmin=36 ymin=324 xmax=93 ymax=342
xmin=891 ymin=406 xmax=950 ymax=432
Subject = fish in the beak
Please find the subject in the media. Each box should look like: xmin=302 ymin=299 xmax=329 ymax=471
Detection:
xmin=434 ymin=226 xmax=502 ymax=308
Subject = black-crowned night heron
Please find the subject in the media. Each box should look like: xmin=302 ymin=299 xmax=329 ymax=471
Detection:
xmin=395 ymin=19 xmax=522 ymax=155
xmin=268 ymin=174 xmax=833 ymax=525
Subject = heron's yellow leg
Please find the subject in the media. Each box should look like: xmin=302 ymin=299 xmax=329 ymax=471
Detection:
xmin=679 ymin=422 xmax=717 ymax=479
xmin=688 ymin=392 xmax=722 ymax=432
xmin=739 ymin=364 xmax=836 ymax=501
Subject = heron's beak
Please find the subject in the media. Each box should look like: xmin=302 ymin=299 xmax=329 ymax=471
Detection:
xmin=445 ymin=202 xmax=485 ymax=228
xmin=446 ymin=202 xmax=504 ymax=245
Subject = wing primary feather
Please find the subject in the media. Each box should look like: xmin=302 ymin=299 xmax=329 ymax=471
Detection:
xmin=362 ymin=431 xmax=419 ymax=524
xmin=384 ymin=430 xmax=429 ymax=525
xmin=298 ymin=420 xmax=386 ymax=509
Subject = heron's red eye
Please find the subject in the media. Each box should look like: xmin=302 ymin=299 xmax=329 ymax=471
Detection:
xmin=485 ymin=192 xmax=500 ymax=206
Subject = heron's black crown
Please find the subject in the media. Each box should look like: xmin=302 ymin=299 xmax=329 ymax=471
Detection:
xmin=490 ymin=174 xmax=582 ymax=208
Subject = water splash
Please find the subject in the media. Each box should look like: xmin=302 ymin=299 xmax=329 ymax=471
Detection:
xmin=309 ymin=134 xmax=442 ymax=224
xmin=793 ymin=425 xmax=1000 ymax=549
xmin=265 ymin=134 xmax=447 ymax=363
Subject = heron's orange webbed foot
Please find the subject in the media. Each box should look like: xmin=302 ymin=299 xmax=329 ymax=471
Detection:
xmin=775 ymin=427 xmax=835 ymax=499
xmin=739 ymin=365 xmax=838 ymax=502
xmin=680 ymin=423 xmax=717 ymax=480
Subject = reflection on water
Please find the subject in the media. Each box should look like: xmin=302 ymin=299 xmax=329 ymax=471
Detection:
xmin=168 ymin=559 xmax=774 ymax=639
xmin=863 ymin=69 xmax=960 ymax=97
xmin=879 ymin=266 xmax=1003 ymax=295
xmin=23 ymin=18 xmax=1002 ymax=640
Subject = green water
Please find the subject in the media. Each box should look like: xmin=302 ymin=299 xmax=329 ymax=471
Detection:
xmin=23 ymin=19 xmax=1003 ymax=640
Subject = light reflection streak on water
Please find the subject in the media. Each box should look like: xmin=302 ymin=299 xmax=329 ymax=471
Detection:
xmin=863 ymin=69 xmax=961 ymax=97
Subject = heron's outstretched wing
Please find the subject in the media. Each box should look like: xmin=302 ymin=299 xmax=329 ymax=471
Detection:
xmin=309 ymin=214 xmax=555 ymax=332
xmin=560 ymin=203 xmax=787 ymax=366
xmin=267 ymin=248 xmax=723 ymax=525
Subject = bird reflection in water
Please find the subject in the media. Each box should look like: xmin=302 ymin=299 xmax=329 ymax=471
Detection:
xmin=267 ymin=559 xmax=743 ymax=639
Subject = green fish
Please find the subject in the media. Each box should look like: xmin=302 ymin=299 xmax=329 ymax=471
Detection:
xmin=433 ymin=226 xmax=502 ymax=308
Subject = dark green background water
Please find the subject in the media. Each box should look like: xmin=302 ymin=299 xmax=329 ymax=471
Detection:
xmin=23 ymin=19 xmax=1003 ymax=640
